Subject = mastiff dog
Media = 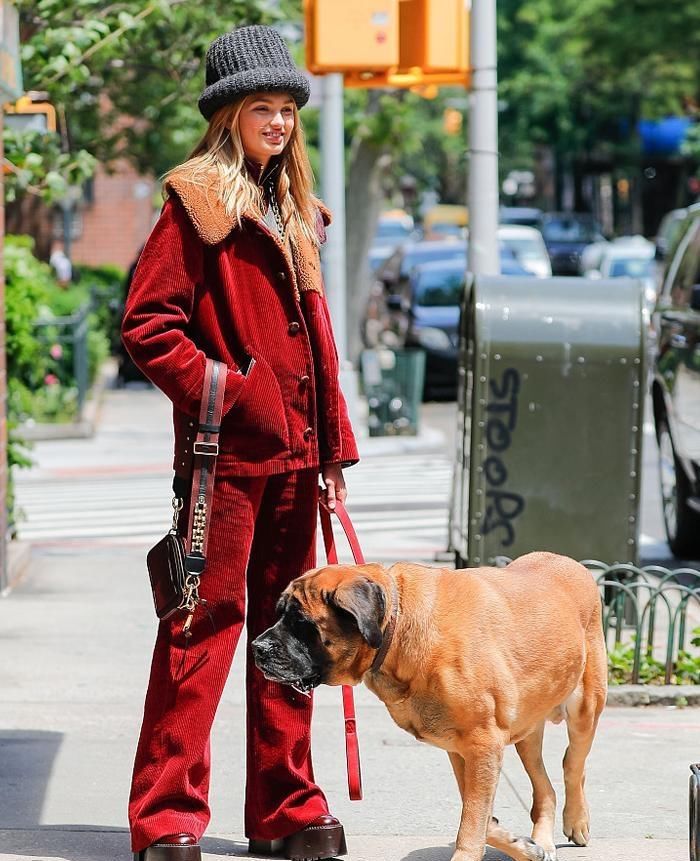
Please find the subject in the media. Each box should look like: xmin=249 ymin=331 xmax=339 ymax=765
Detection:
xmin=252 ymin=552 xmax=607 ymax=861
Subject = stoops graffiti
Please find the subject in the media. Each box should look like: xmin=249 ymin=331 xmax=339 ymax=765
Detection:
xmin=481 ymin=368 xmax=525 ymax=548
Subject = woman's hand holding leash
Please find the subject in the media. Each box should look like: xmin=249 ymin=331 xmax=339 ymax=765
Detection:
xmin=321 ymin=463 xmax=347 ymax=510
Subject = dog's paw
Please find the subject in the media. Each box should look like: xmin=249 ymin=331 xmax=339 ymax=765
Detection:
xmin=512 ymin=836 xmax=557 ymax=861
xmin=563 ymin=809 xmax=590 ymax=846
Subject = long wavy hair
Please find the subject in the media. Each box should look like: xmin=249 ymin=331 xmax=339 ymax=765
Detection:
xmin=163 ymin=95 xmax=320 ymax=245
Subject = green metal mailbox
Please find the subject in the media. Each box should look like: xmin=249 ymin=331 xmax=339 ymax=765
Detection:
xmin=450 ymin=275 xmax=646 ymax=567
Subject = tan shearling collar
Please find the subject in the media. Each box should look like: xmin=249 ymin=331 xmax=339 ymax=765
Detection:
xmin=164 ymin=167 xmax=331 ymax=300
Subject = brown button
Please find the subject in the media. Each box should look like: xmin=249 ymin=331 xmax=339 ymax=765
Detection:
xmin=288 ymin=321 xmax=300 ymax=335
xmin=278 ymin=271 xmax=287 ymax=281
xmin=303 ymin=427 xmax=314 ymax=440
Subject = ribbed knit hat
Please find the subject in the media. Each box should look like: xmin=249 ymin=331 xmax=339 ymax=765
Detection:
xmin=198 ymin=25 xmax=310 ymax=120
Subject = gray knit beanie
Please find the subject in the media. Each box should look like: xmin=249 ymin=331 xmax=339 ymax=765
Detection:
xmin=198 ymin=25 xmax=310 ymax=120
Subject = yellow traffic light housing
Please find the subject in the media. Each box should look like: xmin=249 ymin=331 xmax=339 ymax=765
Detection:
xmin=4 ymin=94 xmax=57 ymax=132
xmin=305 ymin=0 xmax=400 ymax=73
xmin=305 ymin=0 xmax=471 ymax=91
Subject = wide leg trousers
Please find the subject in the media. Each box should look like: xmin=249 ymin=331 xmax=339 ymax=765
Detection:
xmin=129 ymin=468 xmax=328 ymax=852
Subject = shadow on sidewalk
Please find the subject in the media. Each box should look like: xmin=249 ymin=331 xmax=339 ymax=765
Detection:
xmin=403 ymin=845 xmax=514 ymax=861
xmin=0 ymin=730 xmax=62 ymax=828
xmin=0 ymin=827 xmax=245 ymax=859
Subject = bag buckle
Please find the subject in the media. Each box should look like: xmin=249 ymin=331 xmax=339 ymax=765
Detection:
xmin=193 ymin=440 xmax=219 ymax=456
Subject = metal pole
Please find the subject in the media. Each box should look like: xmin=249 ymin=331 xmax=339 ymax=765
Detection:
xmin=320 ymin=72 xmax=347 ymax=362
xmin=467 ymin=0 xmax=500 ymax=275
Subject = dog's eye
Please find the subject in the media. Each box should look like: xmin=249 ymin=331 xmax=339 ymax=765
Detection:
xmin=323 ymin=639 xmax=332 ymax=647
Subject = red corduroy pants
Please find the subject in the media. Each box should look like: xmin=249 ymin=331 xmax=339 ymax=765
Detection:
xmin=129 ymin=468 xmax=328 ymax=852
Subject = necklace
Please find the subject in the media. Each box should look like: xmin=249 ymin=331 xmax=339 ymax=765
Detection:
xmin=266 ymin=178 xmax=285 ymax=241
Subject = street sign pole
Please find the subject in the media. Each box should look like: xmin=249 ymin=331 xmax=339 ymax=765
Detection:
xmin=320 ymin=72 xmax=348 ymax=362
xmin=467 ymin=0 xmax=500 ymax=275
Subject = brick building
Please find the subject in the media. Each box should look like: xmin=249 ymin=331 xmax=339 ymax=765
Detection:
xmin=68 ymin=160 xmax=157 ymax=271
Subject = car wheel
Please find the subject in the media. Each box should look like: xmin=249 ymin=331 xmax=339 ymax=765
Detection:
xmin=658 ymin=419 xmax=700 ymax=558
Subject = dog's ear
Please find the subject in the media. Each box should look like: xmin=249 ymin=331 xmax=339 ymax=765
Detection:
xmin=330 ymin=578 xmax=386 ymax=649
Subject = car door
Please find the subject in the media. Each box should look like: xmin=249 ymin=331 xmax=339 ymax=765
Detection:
xmin=658 ymin=219 xmax=700 ymax=462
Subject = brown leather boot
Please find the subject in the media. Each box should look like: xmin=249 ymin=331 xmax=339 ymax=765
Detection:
xmin=249 ymin=815 xmax=347 ymax=861
xmin=134 ymin=833 xmax=201 ymax=861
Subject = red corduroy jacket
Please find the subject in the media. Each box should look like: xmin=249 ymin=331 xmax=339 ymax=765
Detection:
xmin=121 ymin=168 xmax=359 ymax=478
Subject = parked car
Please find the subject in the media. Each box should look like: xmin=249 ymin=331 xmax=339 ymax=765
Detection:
xmin=540 ymin=212 xmax=606 ymax=275
xmin=368 ymin=211 xmax=416 ymax=272
xmin=584 ymin=239 xmax=657 ymax=311
xmin=651 ymin=207 xmax=700 ymax=557
xmin=655 ymin=207 xmax=688 ymax=262
xmin=498 ymin=224 xmax=552 ymax=277
xmin=422 ymin=204 xmax=468 ymax=240
xmin=499 ymin=206 xmax=543 ymax=228
xmin=368 ymin=254 xmax=533 ymax=398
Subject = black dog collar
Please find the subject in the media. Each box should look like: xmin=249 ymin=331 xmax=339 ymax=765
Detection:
xmin=370 ymin=577 xmax=399 ymax=673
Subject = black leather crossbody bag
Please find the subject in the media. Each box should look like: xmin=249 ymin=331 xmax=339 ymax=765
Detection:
xmin=146 ymin=358 xmax=226 ymax=621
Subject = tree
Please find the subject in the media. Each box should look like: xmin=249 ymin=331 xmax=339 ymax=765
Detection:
xmin=9 ymin=0 xmax=288 ymax=248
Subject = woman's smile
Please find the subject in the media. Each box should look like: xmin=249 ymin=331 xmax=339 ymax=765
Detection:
xmin=240 ymin=93 xmax=295 ymax=168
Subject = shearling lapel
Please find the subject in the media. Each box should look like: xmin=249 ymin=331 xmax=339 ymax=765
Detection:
xmin=164 ymin=167 xmax=331 ymax=302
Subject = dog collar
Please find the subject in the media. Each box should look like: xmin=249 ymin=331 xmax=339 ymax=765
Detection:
xmin=370 ymin=577 xmax=399 ymax=674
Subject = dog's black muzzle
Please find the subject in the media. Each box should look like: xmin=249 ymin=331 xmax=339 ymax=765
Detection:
xmin=252 ymin=625 xmax=321 ymax=693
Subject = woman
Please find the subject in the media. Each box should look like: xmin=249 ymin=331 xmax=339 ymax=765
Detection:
xmin=122 ymin=24 xmax=358 ymax=861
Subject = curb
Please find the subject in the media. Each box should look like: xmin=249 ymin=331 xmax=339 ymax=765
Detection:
xmin=607 ymin=684 xmax=700 ymax=707
xmin=19 ymin=358 xmax=117 ymax=442
xmin=357 ymin=425 xmax=447 ymax=458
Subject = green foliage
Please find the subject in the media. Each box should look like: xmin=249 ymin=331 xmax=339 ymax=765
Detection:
xmin=16 ymin=0 xmax=283 ymax=179
xmin=74 ymin=263 xmax=127 ymax=351
xmin=607 ymin=628 xmax=700 ymax=686
xmin=3 ymin=128 xmax=96 ymax=205
xmin=498 ymin=0 xmax=700 ymax=172
xmin=4 ymin=236 xmax=115 ymax=432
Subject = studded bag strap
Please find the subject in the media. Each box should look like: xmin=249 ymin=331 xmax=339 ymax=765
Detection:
xmin=184 ymin=359 xmax=227 ymax=577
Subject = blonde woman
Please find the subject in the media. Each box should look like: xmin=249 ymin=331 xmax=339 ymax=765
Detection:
xmin=122 ymin=25 xmax=358 ymax=861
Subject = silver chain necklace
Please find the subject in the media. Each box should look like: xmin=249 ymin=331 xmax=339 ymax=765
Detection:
xmin=266 ymin=178 xmax=285 ymax=241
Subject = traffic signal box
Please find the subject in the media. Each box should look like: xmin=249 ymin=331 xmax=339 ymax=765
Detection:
xmin=304 ymin=0 xmax=470 ymax=90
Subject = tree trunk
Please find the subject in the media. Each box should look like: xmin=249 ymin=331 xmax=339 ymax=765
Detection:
xmin=344 ymin=133 xmax=389 ymax=365
xmin=6 ymin=194 xmax=54 ymax=260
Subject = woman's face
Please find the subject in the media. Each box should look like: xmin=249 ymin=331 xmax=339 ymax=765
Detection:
xmin=238 ymin=93 xmax=295 ymax=169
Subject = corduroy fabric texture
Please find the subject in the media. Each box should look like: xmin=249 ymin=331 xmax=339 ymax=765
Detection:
xmin=129 ymin=469 xmax=328 ymax=852
xmin=121 ymin=189 xmax=359 ymax=478
xmin=199 ymin=25 xmax=310 ymax=119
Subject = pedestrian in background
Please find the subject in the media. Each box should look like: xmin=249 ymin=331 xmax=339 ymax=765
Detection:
xmin=121 ymin=24 xmax=358 ymax=861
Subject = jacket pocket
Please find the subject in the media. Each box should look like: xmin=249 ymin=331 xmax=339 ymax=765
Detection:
xmin=221 ymin=345 xmax=290 ymax=456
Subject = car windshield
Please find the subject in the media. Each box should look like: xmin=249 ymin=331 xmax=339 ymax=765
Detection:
xmin=541 ymin=218 xmax=601 ymax=243
xmin=375 ymin=221 xmax=412 ymax=241
xmin=500 ymin=237 xmax=543 ymax=260
xmin=414 ymin=269 xmax=465 ymax=306
xmin=400 ymin=245 xmax=465 ymax=277
xmin=608 ymin=257 xmax=653 ymax=278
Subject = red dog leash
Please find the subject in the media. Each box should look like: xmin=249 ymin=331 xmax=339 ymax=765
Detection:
xmin=318 ymin=499 xmax=364 ymax=802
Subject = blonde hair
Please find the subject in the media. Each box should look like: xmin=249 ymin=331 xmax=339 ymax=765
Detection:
xmin=163 ymin=95 xmax=320 ymax=245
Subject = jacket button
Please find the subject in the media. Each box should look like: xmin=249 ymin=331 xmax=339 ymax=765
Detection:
xmin=288 ymin=321 xmax=300 ymax=335
xmin=278 ymin=271 xmax=287 ymax=281
xmin=299 ymin=374 xmax=310 ymax=387
xmin=303 ymin=427 xmax=314 ymax=440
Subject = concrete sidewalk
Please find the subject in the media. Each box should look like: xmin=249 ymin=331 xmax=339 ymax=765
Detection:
xmin=0 ymin=540 xmax=693 ymax=861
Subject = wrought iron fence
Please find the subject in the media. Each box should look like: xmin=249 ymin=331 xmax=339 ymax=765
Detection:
xmin=34 ymin=302 xmax=90 ymax=417
xmin=584 ymin=561 xmax=700 ymax=685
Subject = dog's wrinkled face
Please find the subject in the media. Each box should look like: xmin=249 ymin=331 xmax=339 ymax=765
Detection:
xmin=252 ymin=564 xmax=387 ymax=691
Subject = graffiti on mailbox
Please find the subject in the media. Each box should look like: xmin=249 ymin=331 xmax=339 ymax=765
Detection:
xmin=481 ymin=368 xmax=525 ymax=547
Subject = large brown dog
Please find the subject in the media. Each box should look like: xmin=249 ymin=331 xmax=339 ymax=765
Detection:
xmin=252 ymin=552 xmax=607 ymax=861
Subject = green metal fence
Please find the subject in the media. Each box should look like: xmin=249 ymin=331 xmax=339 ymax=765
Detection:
xmin=34 ymin=302 xmax=90 ymax=417
xmin=584 ymin=561 xmax=700 ymax=685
